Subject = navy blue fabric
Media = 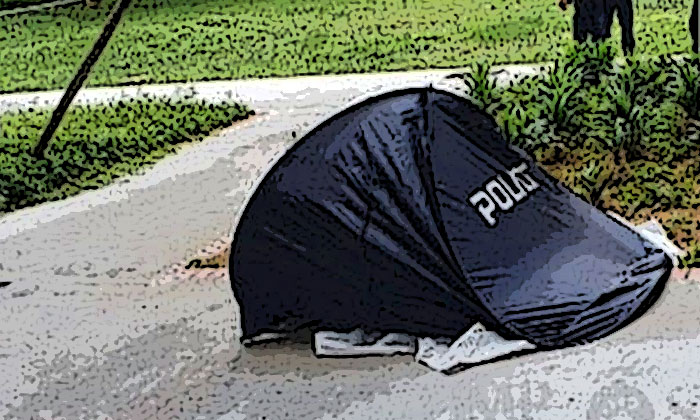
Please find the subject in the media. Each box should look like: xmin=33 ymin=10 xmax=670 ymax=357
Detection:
xmin=230 ymin=88 xmax=670 ymax=348
xmin=573 ymin=0 xmax=635 ymax=53
xmin=692 ymin=0 xmax=698 ymax=54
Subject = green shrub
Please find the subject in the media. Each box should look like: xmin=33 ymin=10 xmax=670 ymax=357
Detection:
xmin=494 ymin=76 xmax=551 ymax=151
xmin=670 ymin=56 xmax=700 ymax=121
xmin=535 ymin=42 xmax=616 ymax=140
xmin=459 ymin=60 xmax=499 ymax=114
xmin=491 ymin=42 xmax=618 ymax=151
xmin=537 ymin=62 xmax=581 ymax=135
xmin=604 ymin=56 xmax=676 ymax=156
xmin=562 ymin=40 xmax=617 ymax=84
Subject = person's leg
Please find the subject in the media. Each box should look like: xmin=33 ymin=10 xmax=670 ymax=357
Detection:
xmin=573 ymin=6 xmax=585 ymax=42
xmin=691 ymin=0 xmax=699 ymax=54
xmin=574 ymin=0 xmax=600 ymax=42
xmin=617 ymin=0 xmax=635 ymax=55
xmin=589 ymin=0 xmax=610 ymax=41
xmin=601 ymin=1 xmax=615 ymax=40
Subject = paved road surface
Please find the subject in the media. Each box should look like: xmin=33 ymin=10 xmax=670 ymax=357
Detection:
xmin=0 ymin=72 xmax=699 ymax=419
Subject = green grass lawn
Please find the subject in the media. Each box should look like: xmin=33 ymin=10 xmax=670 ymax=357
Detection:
xmin=0 ymin=97 xmax=251 ymax=213
xmin=0 ymin=0 xmax=695 ymax=93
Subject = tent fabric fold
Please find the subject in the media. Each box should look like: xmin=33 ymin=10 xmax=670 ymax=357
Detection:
xmin=230 ymin=87 xmax=671 ymax=349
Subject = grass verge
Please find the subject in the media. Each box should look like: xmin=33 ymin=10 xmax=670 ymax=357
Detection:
xmin=466 ymin=43 xmax=700 ymax=267
xmin=0 ymin=96 xmax=251 ymax=213
xmin=0 ymin=0 xmax=695 ymax=93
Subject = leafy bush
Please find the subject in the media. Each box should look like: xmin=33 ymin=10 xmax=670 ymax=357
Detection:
xmin=670 ymin=56 xmax=700 ymax=120
xmin=493 ymin=76 xmax=551 ymax=151
xmin=603 ymin=56 xmax=677 ymax=157
xmin=457 ymin=60 xmax=499 ymax=114
xmin=480 ymin=42 xmax=616 ymax=153
xmin=562 ymin=40 xmax=617 ymax=84
xmin=543 ymin=42 xmax=616 ymax=136
xmin=0 ymin=96 xmax=251 ymax=213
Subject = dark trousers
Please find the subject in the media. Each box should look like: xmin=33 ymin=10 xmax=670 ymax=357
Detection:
xmin=692 ymin=0 xmax=699 ymax=54
xmin=574 ymin=0 xmax=635 ymax=54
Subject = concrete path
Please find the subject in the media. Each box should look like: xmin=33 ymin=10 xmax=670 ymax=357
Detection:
xmin=0 ymin=70 xmax=699 ymax=419
xmin=0 ymin=65 xmax=545 ymax=112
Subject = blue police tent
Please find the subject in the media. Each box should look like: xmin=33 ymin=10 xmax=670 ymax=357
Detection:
xmin=230 ymin=87 xmax=671 ymax=349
